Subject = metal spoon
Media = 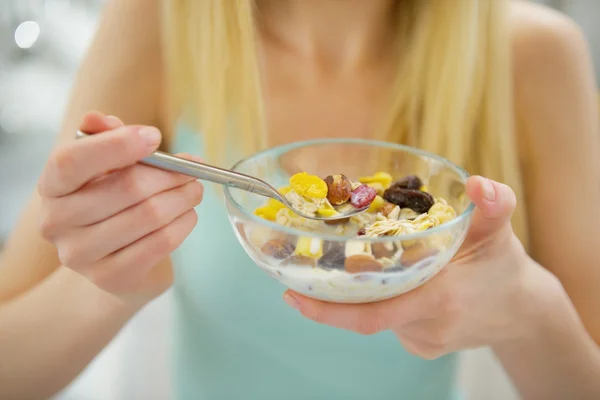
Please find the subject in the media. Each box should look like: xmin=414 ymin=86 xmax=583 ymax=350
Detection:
xmin=75 ymin=130 xmax=368 ymax=221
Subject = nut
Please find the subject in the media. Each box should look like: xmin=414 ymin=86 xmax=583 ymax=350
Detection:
xmin=323 ymin=174 xmax=353 ymax=205
xmin=344 ymin=254 xmax=383 ymax=273
xmin=399 ymin=243 xmax=439 ymax=267
xmin=372 ymin=242 xmax=398 ymax=259
xmin=281 ymin=255 xmax=317 ymax=268
xmin=261 ymin=238 xmax=295 ymax=260
xmin=380 ymin=202 xmax=396 ymax=216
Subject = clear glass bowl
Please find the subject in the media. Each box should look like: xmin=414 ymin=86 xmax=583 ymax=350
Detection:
xmin=224 ymin=139 xmax=474 ymax=304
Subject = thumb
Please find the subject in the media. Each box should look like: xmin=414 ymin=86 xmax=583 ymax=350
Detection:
xmin=463 ymin=176 xmax=516 ymax=245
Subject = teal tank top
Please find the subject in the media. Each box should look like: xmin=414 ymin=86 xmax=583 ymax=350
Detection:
xmin=170 ymin=126 xmax=463 ymax=400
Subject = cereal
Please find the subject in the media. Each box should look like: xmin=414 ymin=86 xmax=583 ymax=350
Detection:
xmin=359 ymin=171 xmax=393 ymax=188
xmin=255 ymin=173 xmax=458 ymax=273
xmin=290 ymin=172 xmax=328 ymax=198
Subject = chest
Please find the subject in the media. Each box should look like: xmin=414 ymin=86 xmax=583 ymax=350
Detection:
xmin=259 ymin=47 xmax=396 ymax=148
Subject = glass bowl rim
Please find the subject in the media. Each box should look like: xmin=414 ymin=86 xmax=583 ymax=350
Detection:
xmin=223 ymin=138 xmax=475 ymax=243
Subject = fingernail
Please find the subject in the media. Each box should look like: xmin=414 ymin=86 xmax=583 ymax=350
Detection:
xmin=138 ymin=127 xmax=161 ymax=147
xmin=481 ymin=178 xmax=496 ymax=202
xmin=105 ymin=115 xmax=122 ymax=129
xmin=283 ymin=293 xmax=300 ymax=310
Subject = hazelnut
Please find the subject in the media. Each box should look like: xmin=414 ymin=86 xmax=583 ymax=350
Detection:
xmin=323 ymin=174 xmax=353 ymax=205
xmin=344 ymin=254 xmax=383 ymax=273
xmin=261 ymin=238 xmax=295 ymax=260
xmin=399 ymin=243 xmax=439 ymax=267
xmin=281 ymin=255 xmax=317 ymax=268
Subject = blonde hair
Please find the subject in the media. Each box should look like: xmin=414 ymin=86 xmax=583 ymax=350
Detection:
xmin=163 ymin=0 xmax=529 ymax=248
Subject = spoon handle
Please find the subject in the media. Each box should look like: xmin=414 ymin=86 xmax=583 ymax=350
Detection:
xmin=75 ymin=131 xmax=277 ymax=199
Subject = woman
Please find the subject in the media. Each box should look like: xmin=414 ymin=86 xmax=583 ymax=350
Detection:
xmin=1 ymin=0 xmax=599 ymax=399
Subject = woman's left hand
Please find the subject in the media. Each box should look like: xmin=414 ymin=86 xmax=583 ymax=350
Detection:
xmin=283 ymin=176 xmax=557 ymax=359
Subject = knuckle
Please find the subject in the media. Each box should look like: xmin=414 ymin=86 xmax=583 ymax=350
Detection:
xmin=153 ymin=224 xmax=180 ymax=254
xmin=143 ymin=196 xmax=168 ymax=227
xmin=121 ymin=167 xmax=146 ymax=199
xmin=188 ymin=182 xmax=204 ymax=204
xmin=57 ymin=241 xmax=85 ymax=267
xmin=38 ymin=208 xmax=58 ymax=240
xmin=50 ymin=148 xmax=77 ymax=185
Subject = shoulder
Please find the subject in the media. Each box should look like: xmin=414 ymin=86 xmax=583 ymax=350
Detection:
xmin=508 ymin=1 xmax=597 ymax=146
xmin=509 ymin=1 xmax=594 ymax=94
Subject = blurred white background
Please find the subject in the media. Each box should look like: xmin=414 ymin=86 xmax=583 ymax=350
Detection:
xmin=1 ymin=0 xmax=598 ymax=399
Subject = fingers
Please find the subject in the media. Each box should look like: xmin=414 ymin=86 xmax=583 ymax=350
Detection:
xmin=85 ymin=209 xmax=199 ymax=294
xmin=80 ymin=111 xmax=124 ymax=133
xmin=42 ymin=153 xmax=202 ymax=228
xmin=39 ymin=124 xmax=162 ymax=198
xmin=284 ymin=287 xmax=436 ymax=335
xmin=463 ymin=176 xmax=517 ymax=245
xmin=59 ymin=180 xmax=203 ymax=265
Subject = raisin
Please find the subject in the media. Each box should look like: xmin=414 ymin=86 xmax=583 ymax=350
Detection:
xmin=357 ymin=228 xmax=366 ymax=236
xmin=318 ymin=246 xmax=346 ymax=270
xmin=382 ymin=187 xmax=434 ymax=213
xmin=350 ymin=184 xmax=377 ymax=208
xmin=392 ymin=175 xmax=423 ymax=190
xmin=261 ymin=239 xmax=295 ymax=259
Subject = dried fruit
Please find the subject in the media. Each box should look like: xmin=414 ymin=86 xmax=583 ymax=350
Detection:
xmin=392 ymin=175 xmax=423 ymax=190
xmin=350 ymin=184 xmax=377 ymax=208
xmin=383 ymin=187 xmax=434 ymax=213
xmin=261 ymin=239 xmax=295 ymax=259
xmin=316 ymin=207 xmax=338 ymax=218
xmin=357 ymin=228 xmax=366 ymax=236
xmin=345 ymin=254 xmax=383 ymax=273
xmin=367 ymin=195 xmax=386 ymax=212
xmin=323 ymin=174 xmax=353 ymax=205
xmin=359 ymin=172 xmax=393 ymax=188
xmin=371 ymin=242 xmax=398 ymax=259
xmin=289 ymin=172 xmax=328 ymax=198
xmin=281 ymin=255 xmax=317 ymax=268
xmin=294 ymin=237 xmax=323 ymax=258
xmin=400 ymin=243 xmax=439 ymax=267
xmin=318 ymin=246 xmax=346 ymax=270
xmin=254 ymin=205 xmax=279 ymax=221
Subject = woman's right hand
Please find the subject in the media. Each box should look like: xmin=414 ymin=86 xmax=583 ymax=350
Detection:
xmin=37 ymin=112 xmax=204 ymax=303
